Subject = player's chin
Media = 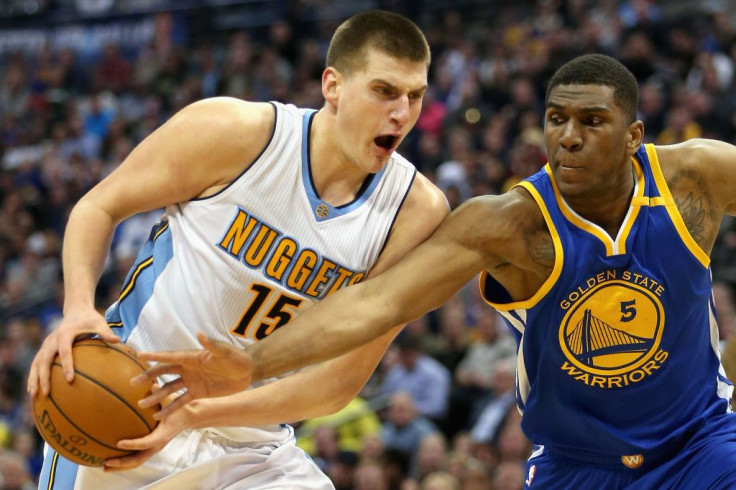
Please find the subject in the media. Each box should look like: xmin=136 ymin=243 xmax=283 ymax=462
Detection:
xmin=363 ymin=154 xmax=390 ymax=174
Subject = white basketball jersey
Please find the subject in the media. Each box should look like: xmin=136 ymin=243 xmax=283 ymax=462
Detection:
xmin=105 ymin=101 xmax=416 ymax=443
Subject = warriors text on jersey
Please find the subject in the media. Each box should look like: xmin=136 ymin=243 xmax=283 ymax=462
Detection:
xmin=481 ymin=144 xmax=732 ymax=468
xmin=105 ymin=101 xmax=416 ymax=442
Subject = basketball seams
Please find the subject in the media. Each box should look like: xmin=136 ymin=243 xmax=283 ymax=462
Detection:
xmin=51 ymin=361 xmax=157 ymax=432
xmin=33 ymin=338 xmax=160 ymax=467
xmin=72 ymin=340 xmax=150 ymax=371
xmin=35 ymin=379 xmax=132 ymax=454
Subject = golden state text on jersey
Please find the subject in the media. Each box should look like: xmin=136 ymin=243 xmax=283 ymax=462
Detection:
xmin=558 ymin=271 xmax=668 ymax=389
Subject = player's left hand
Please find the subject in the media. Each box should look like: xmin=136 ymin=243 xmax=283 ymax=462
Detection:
xmin=104 ymin=404 xmax=186 ymax=472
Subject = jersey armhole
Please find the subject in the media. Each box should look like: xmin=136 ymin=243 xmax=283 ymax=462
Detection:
xmin=478 ymin=181 xmax=564 ymax=312
xmin=645 ymin=144 xmax=710 ymax=268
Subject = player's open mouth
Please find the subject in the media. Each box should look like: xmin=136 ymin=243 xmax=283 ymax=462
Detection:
xmin=374 ymin=135 xmax=398 ymax=152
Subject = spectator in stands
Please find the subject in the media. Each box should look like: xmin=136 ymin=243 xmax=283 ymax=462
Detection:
xmin=297 ymin=396 xmax=382 ymax=455
xmin=380 ymin=335 xmax=451 ymax=422
xmin=354 ymin=461 xmax=388 ymax=490
xmin=469 ymin=358 xmax=518 ymax=445
xmin=381 ymin=391 xmax=439 ymax=457
xmin=451 ymin=309 xmax=516 ymax=430
xmin=410 ymin=432 xmax=449 ymax=481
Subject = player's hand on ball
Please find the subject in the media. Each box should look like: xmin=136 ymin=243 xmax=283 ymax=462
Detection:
xmin=132 ymin=332 xmax=254 ymax=420
xmin=105 ymin=400 xmax=189 ymax=472
xmin=28 ymin=308 xmax=121 ymax=397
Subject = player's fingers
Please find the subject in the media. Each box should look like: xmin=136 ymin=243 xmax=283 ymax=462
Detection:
xmin=98 ymin=329 xmax=121 ymax=344
xmin=197 ymin=332 xmax=235 ymax=357
xmin=138 ymin=379 xmax=183 ymax=408
xmin=34 ymin=342 xmax=61 ymax=396
xmin=137 ymin=350 xmax=202 ymax=364
xmin=27 ymin=362 xmax=39 ymax=397
xmin=154 ymin=392 xmax=191 ymax=420
xmin=131 ymin=363 xmax=183 ymax=386
xmin=116 ymin=433 xmax=159 ymax=451
xmin=196 ymin=331 xmax=211 ymax=348
xmin=56 ymin=331 xmax=77 ymax=382
xmin=104 ymin=448 xmax=156 ymax=471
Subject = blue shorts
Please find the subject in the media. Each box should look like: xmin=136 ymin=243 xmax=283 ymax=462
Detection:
xmin=524 ymin=414 xmax=736 ymax=489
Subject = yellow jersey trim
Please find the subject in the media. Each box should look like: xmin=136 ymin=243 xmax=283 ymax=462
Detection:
xmin=614 ymin=158 xmax=646 ymax=255
xmin=153 ymin=221 xmax=169 ymax=241
xmin=46 ymin=451 xmax=58 ymax=490
xmin=545 ymin=161 xmax=646 ymax=257
xmin=119 ymin=256 xmax=154 ymax=301
xmin=480 ymin=181 xmax=564 ymax=312
xmin=645 ymin=144 xmax=710 ymax=268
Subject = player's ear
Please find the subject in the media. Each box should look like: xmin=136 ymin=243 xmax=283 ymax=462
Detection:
xmin=322 ymin=66 xmax=341 ymax=106
xmin=626 ymin=120 xmax=644 ymax=154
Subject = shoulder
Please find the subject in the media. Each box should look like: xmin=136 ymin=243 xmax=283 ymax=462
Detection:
xmin=162 ymin=98 xmax=277 ymax=193
xmin=402 ymin=172 xmax=449 ymax=226
xmin=450 ymin=189 xmax=542 ymax=239
xmin=655 ymin=138 xmax=736 ymax=177
xmin=173 ymin=97 xmax=275 ymax=145
xmin=440 ymin=189 xmax=546 ymax=268
xmin=367 ymin=172 xmax=448 ymax=277
xmin=655 ymin=138 xmax=736 ymax=213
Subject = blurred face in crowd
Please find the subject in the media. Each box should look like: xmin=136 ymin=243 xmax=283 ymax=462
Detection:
xmin=399 ymin=346 xmax=420 ymax=370
xmin=354 ymin=462 xmax=387 ymax=490
xmin=389 ymin=392 xmax=417 ymax=427
xmin=544 ymin=84 xmax=641 ymax=201
xmin=324 ymin=47 xmax=428 ymax=174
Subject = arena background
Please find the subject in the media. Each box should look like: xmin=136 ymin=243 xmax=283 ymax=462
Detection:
xmin=1 ymin=0 xmax=736 ymax=488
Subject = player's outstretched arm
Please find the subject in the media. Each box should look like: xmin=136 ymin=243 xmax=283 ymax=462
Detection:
xmin=247 ymin=194 xmax=508 ymax=381
xmin=109 ymin=324 xmax=405 ymax=471
xmin=134 ymin=172 xmax=451 ymax=418
xmin=133 ymin=195 xmax=501 ymax=404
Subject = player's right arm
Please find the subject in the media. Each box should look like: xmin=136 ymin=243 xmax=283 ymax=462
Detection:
xmin=137 ymin=190 xmax=540 ymax=389
xmin=27 ymin=98 xmax=275 ymax=396
xmin=245 ymin=192 xmax=528 ymax=380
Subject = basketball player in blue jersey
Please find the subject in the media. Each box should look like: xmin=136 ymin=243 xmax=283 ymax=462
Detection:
xmin=134 ymin=54 xmax=736 ymax=489
xmin=27 ymin=10 xmax=449 ymax=489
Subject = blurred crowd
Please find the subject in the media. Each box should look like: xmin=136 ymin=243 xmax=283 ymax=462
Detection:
xmin=1 ymin=0 xmax=736 ymax=488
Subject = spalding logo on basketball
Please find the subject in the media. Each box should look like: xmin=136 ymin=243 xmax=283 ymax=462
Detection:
xmin=32 ymin=338 xmax=160 ymax=466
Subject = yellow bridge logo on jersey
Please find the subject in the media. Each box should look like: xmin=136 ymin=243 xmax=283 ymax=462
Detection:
xmin=558 ymin=272 xmax=668 ymax=388
xmin=218 ymin=208 xmax=365 ymax=298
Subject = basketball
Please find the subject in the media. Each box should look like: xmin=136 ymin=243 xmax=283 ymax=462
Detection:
xmin=32 ymin=337 xmax=160 ymax=467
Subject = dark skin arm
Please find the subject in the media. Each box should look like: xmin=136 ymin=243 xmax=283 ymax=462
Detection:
xmin=657 ymin=139 xmax=736 ymax=253
xmin=246 ymin=189 xmax=555 ymax=380
xmin=136 ymin=138 xmax=736 ymax=401
xmin=137 ymin=189 xmax=551 ymax=383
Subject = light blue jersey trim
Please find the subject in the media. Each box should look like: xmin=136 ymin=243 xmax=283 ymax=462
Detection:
xmin=39 ymin=448 xmax=78 ymax=490
xmin=106 ymin=223 xmax=174 ymax=342
xmin=300 ymin=110 xmax=388 ymax=222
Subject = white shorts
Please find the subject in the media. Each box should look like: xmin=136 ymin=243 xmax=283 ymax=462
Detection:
xmin=41 ymin=429 xmax=334 ymax=489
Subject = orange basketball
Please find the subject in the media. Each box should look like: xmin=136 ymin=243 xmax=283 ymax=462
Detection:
xmin=32 ymin=337 xmax=160 ymax=466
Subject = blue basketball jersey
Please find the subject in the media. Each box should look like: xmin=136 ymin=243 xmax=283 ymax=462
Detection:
xmin=481 ymin=144 xmax=733 ymax=469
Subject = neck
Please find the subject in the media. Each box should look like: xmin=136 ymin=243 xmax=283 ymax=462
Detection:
xmin=309 ymin=110 xmax=371 ymax=207
xmin=565 ymin=165 xmax=635 ymax=238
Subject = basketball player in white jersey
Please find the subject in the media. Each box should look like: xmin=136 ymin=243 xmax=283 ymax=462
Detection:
xmin=28 ymin=10 xmax=448 ymax=489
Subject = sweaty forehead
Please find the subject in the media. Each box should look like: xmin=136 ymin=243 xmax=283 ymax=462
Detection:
xmin=547 ymin=84 xmax=617 ymax=110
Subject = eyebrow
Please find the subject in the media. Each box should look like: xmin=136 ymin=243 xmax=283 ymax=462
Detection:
xmin=546 ymin=101 xmax=610 ymax=113
xmin=373 ymin=79 xmax=428 ymax=94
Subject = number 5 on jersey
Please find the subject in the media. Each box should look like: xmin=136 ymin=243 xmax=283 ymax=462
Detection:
xmin=233 ymin=283 xmax=303 ymax=340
